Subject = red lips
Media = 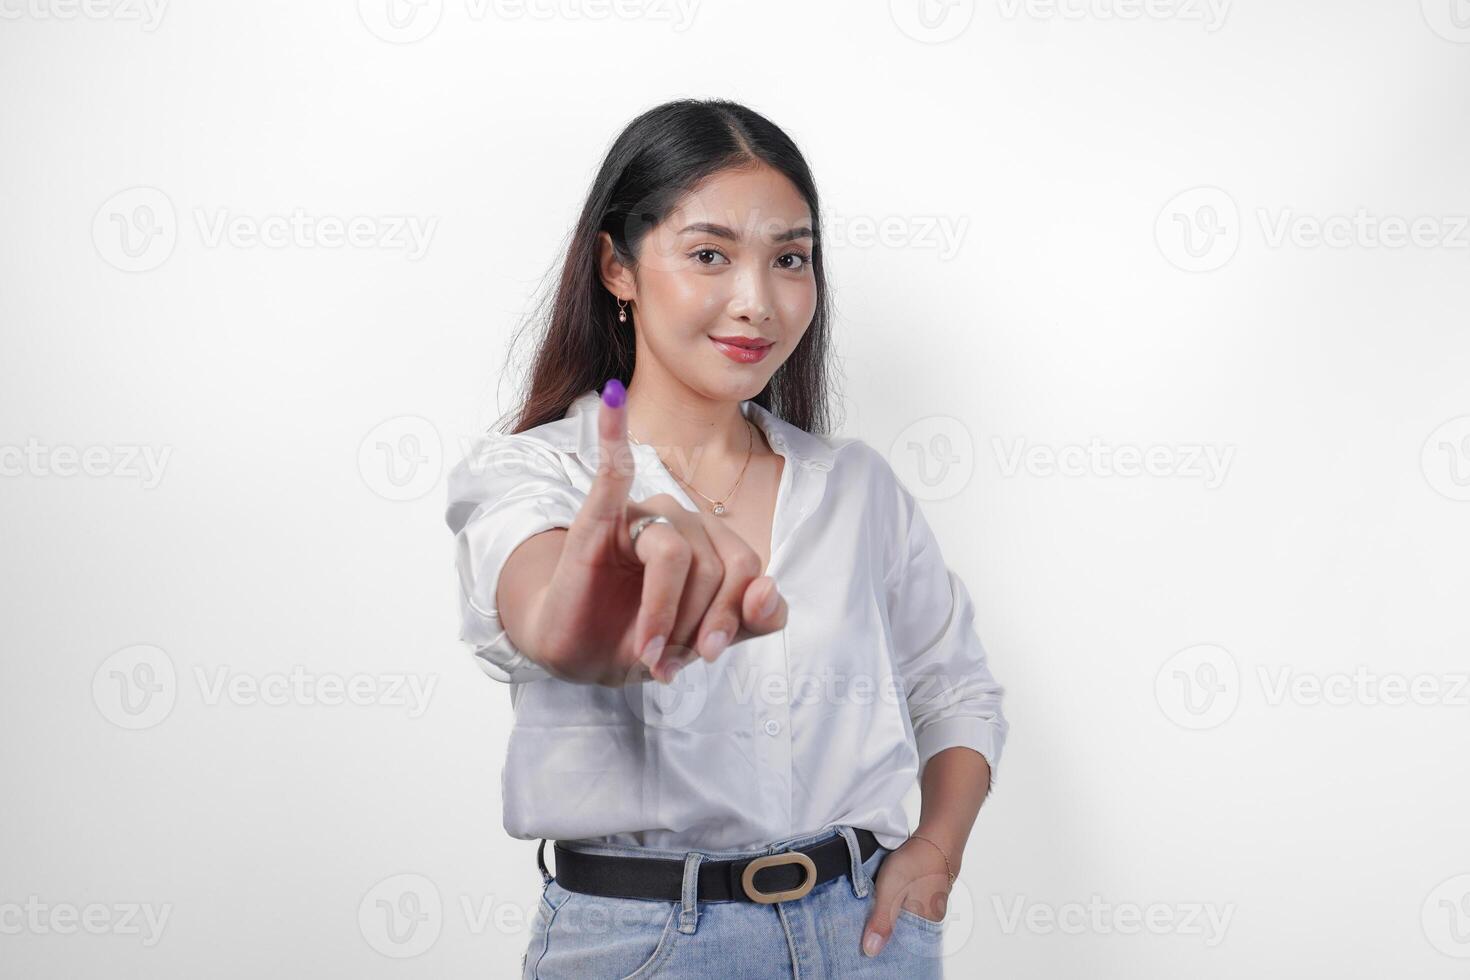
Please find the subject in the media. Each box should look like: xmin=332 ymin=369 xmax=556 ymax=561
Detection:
xmin=708 ymin=335 xmax=773 ymax=349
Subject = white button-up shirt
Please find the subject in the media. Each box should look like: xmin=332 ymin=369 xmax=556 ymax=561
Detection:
xmin=445 ymin=389 xmax=1008 ymax=852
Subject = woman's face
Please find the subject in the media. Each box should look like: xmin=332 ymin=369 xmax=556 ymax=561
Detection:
xmin=615 ymin=165 xmax=817 ymax=403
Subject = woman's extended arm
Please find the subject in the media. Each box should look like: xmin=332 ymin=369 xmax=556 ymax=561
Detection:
xmin=447 ymin=390 xmax=789 ymax=686
xmin=495 ymin=527 xmax=568 ymax=659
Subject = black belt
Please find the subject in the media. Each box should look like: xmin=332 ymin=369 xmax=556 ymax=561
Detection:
xmin=540 ymin=829 xmax=880 ymax=904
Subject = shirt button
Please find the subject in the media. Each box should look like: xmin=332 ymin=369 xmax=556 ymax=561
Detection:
xmin=763 ymin=719 xmax=782 ymax=736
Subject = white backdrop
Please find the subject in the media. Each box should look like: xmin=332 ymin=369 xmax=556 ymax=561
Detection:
xmin=3 ymin=1 xmax=1469 ymax=977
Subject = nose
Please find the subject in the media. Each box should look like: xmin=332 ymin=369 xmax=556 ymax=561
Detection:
xmin=727 ymin=265 xmax=775 ymax=325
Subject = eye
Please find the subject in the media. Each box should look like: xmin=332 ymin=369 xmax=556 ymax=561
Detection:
xmin=690 ymin=248 xmax=729 ymax=266
xmin=777 ymin=250 xmax=812 ymax=272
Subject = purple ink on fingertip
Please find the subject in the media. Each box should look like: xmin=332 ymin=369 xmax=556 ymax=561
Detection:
xmin=602 ymin=378 xmax=625 ymax=408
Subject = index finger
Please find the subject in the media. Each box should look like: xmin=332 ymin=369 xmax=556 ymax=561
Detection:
xmin=578 ymin=378 xmax=637 ymax=525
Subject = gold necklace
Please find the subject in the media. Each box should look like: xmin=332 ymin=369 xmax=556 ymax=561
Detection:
xmin=628 ymin=417 xmax=756 ymax=517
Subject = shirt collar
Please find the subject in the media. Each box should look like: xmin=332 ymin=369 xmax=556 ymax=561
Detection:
xmin=568 ymin=389 xmax=834 ymax=472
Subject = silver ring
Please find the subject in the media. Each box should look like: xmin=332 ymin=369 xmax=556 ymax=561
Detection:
xmin=629 ymin=514 xmax=673 ymax=547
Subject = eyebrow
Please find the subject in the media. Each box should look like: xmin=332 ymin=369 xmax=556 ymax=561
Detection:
xmin=677 ymin=222 xmax=814 ymax=244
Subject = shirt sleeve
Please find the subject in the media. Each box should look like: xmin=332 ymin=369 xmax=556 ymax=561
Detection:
xmin=883 ymin=479 xmax=1009 ymax=793
xmin=444 ymin=431 xmax=587 ymax=684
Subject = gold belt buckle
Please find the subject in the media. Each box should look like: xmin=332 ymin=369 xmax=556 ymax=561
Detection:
xmin=740 ymin=850 xmax=818 ymax=904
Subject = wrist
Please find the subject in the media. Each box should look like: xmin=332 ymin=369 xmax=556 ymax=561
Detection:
xmin=912 ymin=824 xmax=964 ymax=875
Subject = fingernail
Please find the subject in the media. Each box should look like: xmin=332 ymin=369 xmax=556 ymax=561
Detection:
xmin=862 ymin=931 xmax=885 ymax=957
xmin=602 ymin=378 xmax=625 ymax=408
xmin=640 ymin=634 xmax=666 ymax=667
xmin=760 ymin=580 xmax=779 ymax=618
xmin=700 ymin=630 xmax=728 ymax=661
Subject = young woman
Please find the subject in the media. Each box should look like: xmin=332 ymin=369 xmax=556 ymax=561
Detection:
xmin=445 ymin=98 xmax=1008 ymax=979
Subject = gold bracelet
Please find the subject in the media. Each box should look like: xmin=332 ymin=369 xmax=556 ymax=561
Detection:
xmin=907 ymin=832 xmax=956 ymax=886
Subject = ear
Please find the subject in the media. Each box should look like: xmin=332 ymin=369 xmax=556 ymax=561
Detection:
xmin=597 ymin=231 xmax=636 ymax=303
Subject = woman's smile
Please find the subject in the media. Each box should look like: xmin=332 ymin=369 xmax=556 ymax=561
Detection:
xmin=710 ymin=334 xmax=775 ymax=364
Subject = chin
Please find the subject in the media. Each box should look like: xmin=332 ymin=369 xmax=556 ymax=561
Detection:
xmin=700 ymin=377 xmax=769 ymax=404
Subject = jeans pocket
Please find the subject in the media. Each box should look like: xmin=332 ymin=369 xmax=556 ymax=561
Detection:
xmin=896 ymin=906 xmax=946 ymax=933
xmin=531 ymin=891 xmax=681 ymax=980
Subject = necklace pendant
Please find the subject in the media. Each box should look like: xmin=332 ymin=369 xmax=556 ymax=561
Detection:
xmin=712 ymin=502 xmax=726 ymax=516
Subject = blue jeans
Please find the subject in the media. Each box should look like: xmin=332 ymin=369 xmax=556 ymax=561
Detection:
xmin=521 ymin=825 xmax=945 ymax=979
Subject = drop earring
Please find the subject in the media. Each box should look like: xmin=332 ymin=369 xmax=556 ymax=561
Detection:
xmin=617 ymin=298 xmax=629 ymax=324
